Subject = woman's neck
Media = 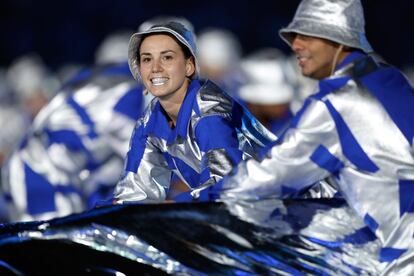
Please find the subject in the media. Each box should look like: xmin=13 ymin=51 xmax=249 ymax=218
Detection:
xmin=160 ymin=100 xmax=181 ymax=127
xmin=158 ymin=79 xmax=190 ymax=127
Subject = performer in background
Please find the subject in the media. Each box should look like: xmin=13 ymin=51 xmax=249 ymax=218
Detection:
xmin=1 ymin=31 xmax=145 ymax=222
xmin=237 ymin=48 xmax=295 ymax=137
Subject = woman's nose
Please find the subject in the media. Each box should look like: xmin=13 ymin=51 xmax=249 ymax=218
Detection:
xmin=152 ymin=58 xmax=162 ymax=72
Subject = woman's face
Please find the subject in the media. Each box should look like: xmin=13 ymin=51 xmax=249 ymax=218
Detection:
xmin=139 ymin=34 xmax=195 ymax=101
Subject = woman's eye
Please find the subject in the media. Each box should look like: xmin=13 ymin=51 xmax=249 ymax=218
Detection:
xmin=141 ymin=57 xmax=151 ymax=63
xmin=163 ymin=55 xmax=173 ymax=61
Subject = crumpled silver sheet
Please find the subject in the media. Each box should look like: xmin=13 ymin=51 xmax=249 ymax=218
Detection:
xmin=0 ymin=198 xmax=400 ymax=275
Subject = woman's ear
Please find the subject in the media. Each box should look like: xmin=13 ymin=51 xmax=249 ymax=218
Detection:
xmin=185 ymin=57 xmax=196 ymax=78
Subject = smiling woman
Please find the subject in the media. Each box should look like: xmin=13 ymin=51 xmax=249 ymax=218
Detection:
xmin=138 ymin=33 xmax=195 ymax=125
xmin=112 ymin=20 xmax=276 ymax=203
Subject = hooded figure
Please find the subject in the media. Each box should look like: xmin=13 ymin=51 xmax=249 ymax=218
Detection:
xmin=197 ymin=28 xmax=244 ymax=98
xmin=113 ymin=21 xmax=275 ymax=203
xmin=238 ymin=48 xmax=294 ymax=136
xmin=203 ymin=0 xmax=414 ymax=271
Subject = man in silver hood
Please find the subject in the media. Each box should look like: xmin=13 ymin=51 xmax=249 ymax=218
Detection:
xmin=206 ymin=0 xmax=414 ymax=271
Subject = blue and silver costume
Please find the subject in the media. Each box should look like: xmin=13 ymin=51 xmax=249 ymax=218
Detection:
xmin=218 ymin=51 xmax=414 ymax=264
xmin=1 ymin=62 xmax=144 ymax=221
xmin=113 ymin=79 xmax=275 ymax=203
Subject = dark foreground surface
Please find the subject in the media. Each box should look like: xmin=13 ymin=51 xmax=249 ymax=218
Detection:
xmin=0 ymin=199 xmax=382 ymax=275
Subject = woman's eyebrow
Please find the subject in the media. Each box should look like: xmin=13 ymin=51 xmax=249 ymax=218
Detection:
xmin=140 ymin=49 xmax=176 ymax=56
xmin=160 ymin=50 xmax=176 ymax=54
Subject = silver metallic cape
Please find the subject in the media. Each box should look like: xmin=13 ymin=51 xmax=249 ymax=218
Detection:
xmin=220 ymin=56 xmax=414 ymax=265
xmin=114 ymin=81 xmax=276 ymax=203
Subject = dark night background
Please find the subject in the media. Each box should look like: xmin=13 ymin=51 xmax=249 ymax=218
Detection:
xmin=1 ymin=0 xmax=413 ymax=71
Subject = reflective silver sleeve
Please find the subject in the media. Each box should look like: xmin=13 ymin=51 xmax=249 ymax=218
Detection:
xmin=191 ymin=148 xmax=235 ymax=199
xmin=205 ymin=148 xmax=234 ymax=180
xmin=113 ymin=141 xmax=171 ymax=203
xmin=221 ymin=99 xmax=340 ymax=199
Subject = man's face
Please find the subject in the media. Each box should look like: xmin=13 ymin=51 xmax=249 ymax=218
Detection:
xmin=139 ymin=34 xmax=195 ymax=100
xmin=291 ymin=34 xmax=340 ymax=80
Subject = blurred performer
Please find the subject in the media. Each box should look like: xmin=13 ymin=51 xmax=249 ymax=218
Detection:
xmin=197 ymin=28 xmax=244 ymax=98
xmin=0 ymin=72 xmax=26 ymax=221
xmin=6 ymin=54 xmax=59 ymax=122
xmin=1 ymin=31 xmax=145 ymax=222
xmin=113 ymin=21 xmax=275 ymax=203
xmin=238 ymin=48 xmax=294 ymax=136
xmin=0 ymin=108 xmax=25 ymax=170
xmin=0 ymin=69 xmax=26 ymax=167
xmin=211 ymin=0 xmax=414 ymax=271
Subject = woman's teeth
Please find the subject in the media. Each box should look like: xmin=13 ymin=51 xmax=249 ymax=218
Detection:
xmin=151 ymin=77 xmax=168 ymax=86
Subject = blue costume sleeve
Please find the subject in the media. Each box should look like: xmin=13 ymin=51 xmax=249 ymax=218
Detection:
xmin=195 ymin=115 xmax=243 ymax=186
xmin=124 ymin=123 xmax=147 ymax=173
xmin=113 ymin=122 xmax=171 ymax=203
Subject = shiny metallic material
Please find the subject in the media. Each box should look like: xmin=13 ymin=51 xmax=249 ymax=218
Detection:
xmin=114 ymin=80 xmax=276 ymax=203
xmin=205 ymin=149 xmax=234 ymax=178
xmin=0 ymin=199 xmax=389 ymax=274
xmin=279 ymin=0 xmax=373 ymax=53
xmin=220 ymin=53 xmax=414 ymax=271
xmin=128 ymin=21 xmax=199 ymax=81
xmin=1 ymin=63 xmax=144 ymax=222
xmin=25 ymin=222 xmax=196 ymax=274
